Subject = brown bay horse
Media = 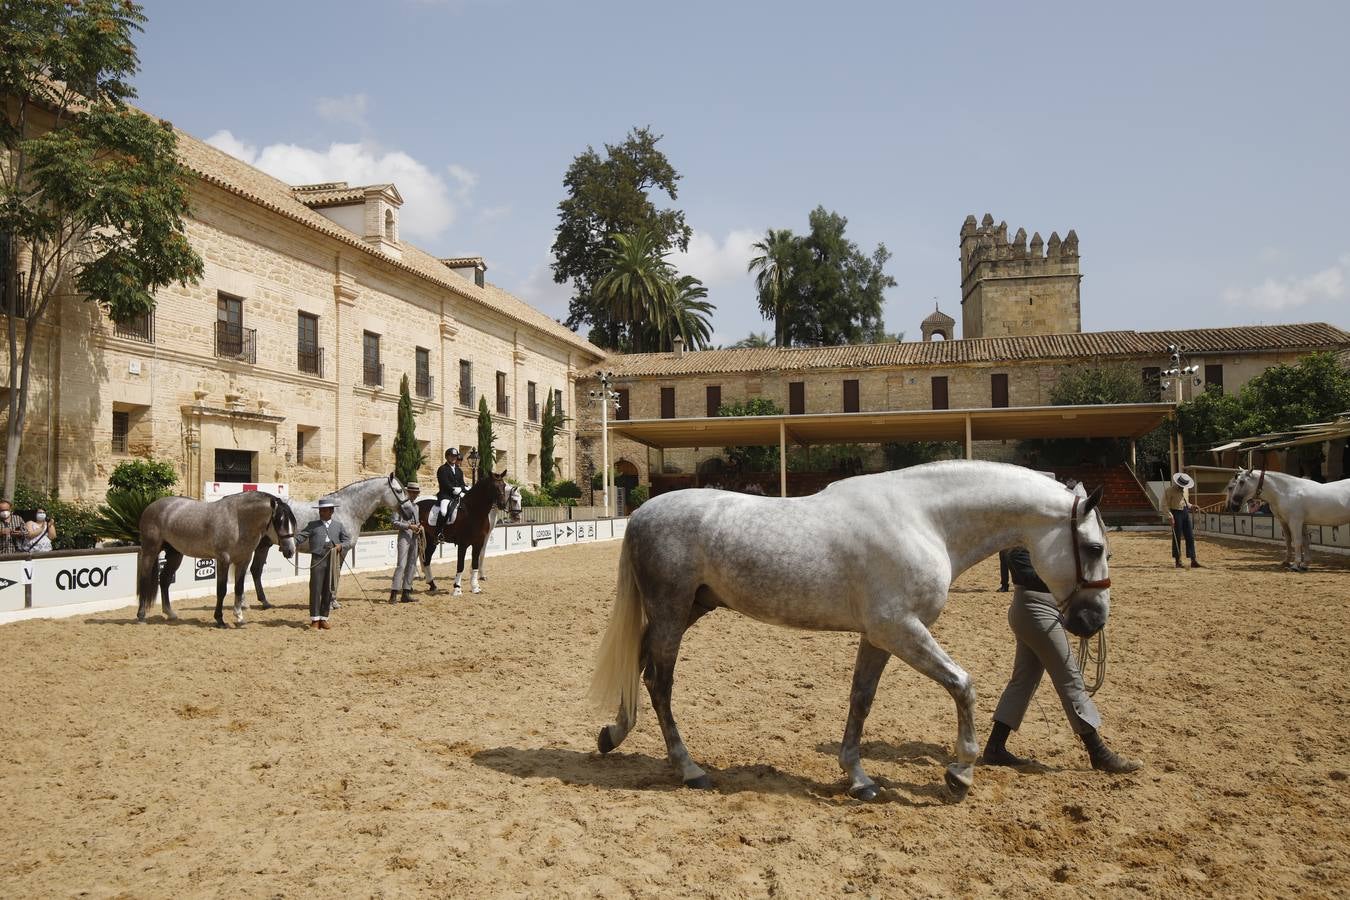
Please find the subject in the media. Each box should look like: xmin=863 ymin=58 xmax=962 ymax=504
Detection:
xmin=417 ymin=470 xmax=508 ymax=595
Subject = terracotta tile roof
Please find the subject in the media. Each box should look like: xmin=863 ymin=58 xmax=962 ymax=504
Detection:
xmin=172 ymin=129 xmax=601 ymax=358
xmin=583 ymin=323 xmax=1350 ymax=378
xmin=922 ymin=307 xmax=956 ymax=325
xmin=440 ymin=256 xmax=487 ymax=269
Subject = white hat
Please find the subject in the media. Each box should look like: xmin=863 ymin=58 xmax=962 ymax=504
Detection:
xmin=317 ymin=498 xmax=339 ymax=509
xmin=405 ymin=482 xmax=422 ymax=491
xmin=1172 ymin=473 xmax=1195 ymax=490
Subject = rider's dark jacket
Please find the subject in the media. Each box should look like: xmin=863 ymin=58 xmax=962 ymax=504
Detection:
xmin=1005 ymin=547 xmax=1050 ymax=593
xmin=436 ymin=462 xmax=466 ymax=500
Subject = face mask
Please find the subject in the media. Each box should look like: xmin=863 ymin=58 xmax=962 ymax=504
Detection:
xmin=35 ymin=513 xmax=47 ymax=522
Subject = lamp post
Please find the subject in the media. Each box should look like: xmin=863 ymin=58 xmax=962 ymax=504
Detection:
xmin=467 ymin=447 xmax=479 ymax=483
xmin=588 ymin=370 xmax=621 ymax=517
xmin=1161 ymin=344 xmax=1200 ymax=473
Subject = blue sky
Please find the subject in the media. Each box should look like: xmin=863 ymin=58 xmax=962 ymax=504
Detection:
xmin=134 ymin=0 xmax=1350 ymax=345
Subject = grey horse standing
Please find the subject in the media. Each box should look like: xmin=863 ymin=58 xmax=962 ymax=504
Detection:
xmin=137 ymin=492 xmax=297 ymax=627
xmin=248 ymin=474 xmax=416 ymax=608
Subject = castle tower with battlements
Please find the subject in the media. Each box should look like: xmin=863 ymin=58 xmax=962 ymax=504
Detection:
xmin=959 ymin=213 xmax=1081 ymax=339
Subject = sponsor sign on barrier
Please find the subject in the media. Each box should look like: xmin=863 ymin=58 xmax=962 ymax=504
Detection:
xmin=575 ymin=521 xmax=597 ymax=543
xmin=0 ymin=559 xmax=26 ymax=611
xmin=486 ymin=526 xmax=507 ymax=554
xmin=531 ymin=524 xmax=556 ymax=549
xmin=506 ymin=525 xmax=531 ymax=552
xmin=193 ymin=557 xmax=216 ymax=581
xmin=30 ymin=552 xmax=137 ymax=609
xmin=612 ymin=519 xmax=628 ymax=539
xmin=554 ymin=522 xmax=577 ymax=546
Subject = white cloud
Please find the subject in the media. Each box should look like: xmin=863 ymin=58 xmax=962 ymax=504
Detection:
xmin=446 ymin=163 xmax=478 ymax=198
xmin=315 ymin=93 xmax=369 ymax=128
xmin=206 ymin=130 xmax=471 ymax=242
xmin=1222 ymin=254 xmax=1349 ymax=311
xmin=478 ymin=204 xmax=512 ymax=225
xmin=670 ymin=228 xmax=759 ymax=286
xmin=516 ymin=258 xmax=573 ymax=322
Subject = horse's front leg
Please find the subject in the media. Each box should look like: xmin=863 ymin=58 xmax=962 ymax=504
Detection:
xmin=1279 ymin=517 xmax=1296 ymax=569
xmin=213 ymin=563 xmax=229 ymax=629
xmin=470 ymin=542 xmax=483 ymax=594
xmin=251 ymin=541 xmax=272 ymax=609
xmin=453 ymin=543 xmax=467 ymax=596
xmin=233 ymin=558 xmax=249 ymax=626
xmin=839 ymin=637 xmax=891 ymax=801
xmin=873 ymin=616 xmax=978 ymax=801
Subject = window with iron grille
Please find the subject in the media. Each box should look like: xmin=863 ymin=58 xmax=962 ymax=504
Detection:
xmin=112 ymin=411 xmax=129 ymax=454
xmin=616 ymin=388 xmax=630 ymax=421
xmin=527 ymin=381 xmax=538 ymax=422
xmin=216 ymin=292 xmax=248 ymax=360
xmin=1142 ymin=367 xmax=1161 ymax=399
xmin=116 ymin=310 xmax=154 ymax=343
xmin=789 ymin=381 xmax=805 ymax=415
xmin=496 ymin=371 xmax=510 ymax=416
xmin=458 ymin=359 xmax=473 ymax=406
xmin=297 ymin=312 xmax=320 ymax=375
xmin=363 ymin=332 xmax=382 ymax=386
xmin=843 ymin=380 xmax=860 ymax=413
xmin=931 ymin=376 xmax=949 ymax=410
xmin=415 ymin=347 xmax=432 ymax=398
xmin=553 ymin=388 xmax=564 ymax=417
xmin=1204 ymin=364 xmax=1224 ymax=396
xmin=296 ymin=427 xmax=307 ymax=466
xmin=661 ymin=387 xmax=675 ymax=419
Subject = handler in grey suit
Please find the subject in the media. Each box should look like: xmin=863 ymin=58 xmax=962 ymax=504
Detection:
xmin=389 ymin=482 xmax=421 ymax=604
xmin=982 ymin=547 xmax=1141 ymax=774
xmin=294 ymin=498 xmax=353 ymax=629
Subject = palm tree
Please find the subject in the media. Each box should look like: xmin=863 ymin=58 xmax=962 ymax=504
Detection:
xmin=594 ymin=230 xmax=676 ymax=352
xmin=730 ymin=331 xmax=773 ymax=348
xmin=747 ymin=228 xmax=797 ymax=347
xmin=667 ymin=275 xmax=714 ymax=350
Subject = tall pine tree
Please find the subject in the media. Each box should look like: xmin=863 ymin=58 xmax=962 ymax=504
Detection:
xmin=393 ymin=374 xmax=424 ymax=485
xmin=540 ymin=393 xmax=558 ymax=487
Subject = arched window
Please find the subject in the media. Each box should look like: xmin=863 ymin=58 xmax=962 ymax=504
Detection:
xmin=384 ymin=209 xmax=395 ymax=241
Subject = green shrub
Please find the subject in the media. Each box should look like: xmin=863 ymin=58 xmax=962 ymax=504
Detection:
xmin=12 ymin=483 xmax=100 ymax=549
xmin=551 ymin=479 xmax=582 ymax=501
xmin=363 ymin=507 xmax=394 ymax=531
xmin=108 ymin=458 xmax=178 ymax=494
xmin=90 ymin=488 xmax=164 ymax=545
xmin=627 ymin=485 xmax=650 ymax=510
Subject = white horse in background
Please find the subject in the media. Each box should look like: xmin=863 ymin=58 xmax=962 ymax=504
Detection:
xmin=477 ymin=483 xmax=523 ymax=582
xmin=589 ymin=460 xmax=1112 ymax=802
xmin=1225 ymin=468 xmax=1350 ymax=571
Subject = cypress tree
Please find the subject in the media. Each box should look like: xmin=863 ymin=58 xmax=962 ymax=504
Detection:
xmin=393 ymin=374 xmax=424 ymax=484
xmin=540 ymin=392 xmax=557 ymax=487
xmin=476 ymin=395 xmax=496 ymax=478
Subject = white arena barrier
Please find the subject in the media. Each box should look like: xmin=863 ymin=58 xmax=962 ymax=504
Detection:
xmin=1195 ymin=512 xmax=1350 ymax=555
xmin=0 ymin=516 xmax=629 ymax=624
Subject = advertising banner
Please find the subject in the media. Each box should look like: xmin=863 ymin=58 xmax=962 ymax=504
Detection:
xmin=486 ymin=526 xmax=507 ymax=554
xmin=30 ymin=552 xmax=137 ymax=609
xmin=531 ymin=524 xmax=556 ymax=549
xmin=575 ymin=520 xmax=597 ymax=543
xmin=505 ymin=525 xmax=531 ymax=554
xmin=554 ymin=522 xmax=577 ymax=546
xmin=0 ymin=559 xmax=26 ymax=612
xmin=612 ymin=518 xmax=628 ymax=539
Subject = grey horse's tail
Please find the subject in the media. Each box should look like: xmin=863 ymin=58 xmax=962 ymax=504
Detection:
xmin=589 ymin=536 xmax=645 ymax=724
xmin=136 ymin=543 xmax=159 ymax=611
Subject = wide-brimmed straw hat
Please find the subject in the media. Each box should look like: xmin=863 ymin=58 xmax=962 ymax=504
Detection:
xmin=1172 ymin=473 xmax=1196 ymax=490
xmin=317 ymin=498 xmax=339 ymax=509
xmin=405 ymin=483 xmax=422 ymax=491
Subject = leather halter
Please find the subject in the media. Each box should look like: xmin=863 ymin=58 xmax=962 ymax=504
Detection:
xmin=1070 ymin=496 xmax=1111 ymax=591
xmin=268 ymin=496 xmax=296 ymax=541
xmin=1248 ymin=468 xmax=1266 ymax=501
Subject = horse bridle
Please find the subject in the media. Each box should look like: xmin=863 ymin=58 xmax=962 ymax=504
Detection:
xmin=268 ymin=496 xmax=296 ymax=541
xmin=1070 ymin=495 xmax=1111 ymax=592
xmin=1242 ymin=468 xmax=1266 ymax=502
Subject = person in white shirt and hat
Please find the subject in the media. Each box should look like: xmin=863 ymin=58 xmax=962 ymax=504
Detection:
xmin=1163 ymin=472 xmax=1202 ymax=568
xmin=294 ymin=497 xmax=353 ymax=629
xmin=390 ymin=482 xmax=422 ymax=604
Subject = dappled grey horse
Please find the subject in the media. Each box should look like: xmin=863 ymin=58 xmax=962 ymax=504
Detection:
xmin=137 ymin=492 xmax=297 ymax=627
xmin=478 ymin=482 xmax=523 ymax=582
xmin=590 ymin=460 xmax=1112 ymax=801
xmin=249 ymin=473 xmax=417 ymax=608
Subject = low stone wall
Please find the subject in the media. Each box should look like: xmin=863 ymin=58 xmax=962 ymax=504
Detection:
xmin=1194 ymin=512 xmax=1350 ymax=556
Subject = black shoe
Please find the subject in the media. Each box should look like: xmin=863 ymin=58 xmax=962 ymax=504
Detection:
xmin=400 ymin=590 xmax=417 ymax=603
xmin=982 ymin=744 xmax=1031 ymax=767
xmin=1190 ymin=560 xmax=1203 ymax=569
xmin=1174 ymin=560 xmax=1184 ymax=569
xmin=1081 ymin=728 xmax=1142 ymax=774
xmin=997 ymin=585 xmax=1009 ymax=593
xmin=388 ymin=591 xmax=399 ymax=604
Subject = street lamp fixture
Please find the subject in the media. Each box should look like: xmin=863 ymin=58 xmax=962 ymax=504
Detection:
xmin=467 ymin=447 xmax=479 ymax=481
xmin=588 ymin=370 xmax=622 ymax=518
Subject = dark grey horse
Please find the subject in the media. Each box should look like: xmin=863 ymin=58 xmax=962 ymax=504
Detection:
xmin=137 ymin=492 xmax=298 ymax=628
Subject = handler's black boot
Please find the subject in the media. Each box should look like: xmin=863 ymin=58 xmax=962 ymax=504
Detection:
xmin=400 ymin=589 xmax=416 ymax=603
xmin=982 ymin=721 xmax=1031 ymax=767
xmin=1081 ymin=728 xmax=1142 ymax=774
xmin=388 ymin=590 xmax=399 ymax=604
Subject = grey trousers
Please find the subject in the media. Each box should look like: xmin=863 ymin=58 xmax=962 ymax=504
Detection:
xmin=392 ymin=531 xmax=418 ymax=591
xmin=309 ymin=556 xmax=336 ymax=619
xmin=993 ymin=587 xmax=1101 ymax=735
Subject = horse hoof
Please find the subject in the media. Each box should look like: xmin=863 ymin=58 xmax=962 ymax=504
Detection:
xmin=943 ymin=770 xmax=972 ymax=802
xmin=597 ymin=726 xmax=615 ymax=754
xmin=471 ymin=586 xmax=482 ymax=594
xmin=258 ymin=601 xmax=272 ymax=610
xmin=452 ymin=588 xmax=463 ymax=597
xmin=848 ymin=784 xmax=878 ymax=802
xmin=135 ymin=616 xmax=146 ymax=624
xmin=214 ymin=621 xmax=228 ymax=630
xmin=684 ymin=774 xmax=713 ymax=790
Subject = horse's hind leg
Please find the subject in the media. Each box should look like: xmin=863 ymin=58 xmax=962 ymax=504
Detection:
xmin=643 ymin=597 xmax=711 ymax=789
xmin=159 ymin=547 xmax=184 ymax=621
xmin=839 ymin=638 xmax=891 ymax=801
xmin=213 ymin=565 xmax=229 ymax=629
xmin=470 ymin=543 xmax=482 ymax=593
xmin=251 ymin=542 xmax=272 ymax=609
xmin=872 ymin=616 xmax=978 ymax=801
xmin=233 ymin=559 xmax=248 ymax=626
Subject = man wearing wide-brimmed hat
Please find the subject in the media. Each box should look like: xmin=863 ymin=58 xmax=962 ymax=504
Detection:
xmin=1164 ymin=472 xmax=1202 ymax=569
xmin=295 ymin=497 xmax=353 ymax=628
xmin=390 ymin=482 xmax=422 ymax=604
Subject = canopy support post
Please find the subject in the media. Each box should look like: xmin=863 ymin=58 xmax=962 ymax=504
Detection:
xmin=964 ymin=415 xmax=973 ymax=460
xmin=779 ymin=420 xmax=788 ymax=497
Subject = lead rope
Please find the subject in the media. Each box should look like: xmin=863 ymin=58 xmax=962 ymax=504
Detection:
xmin=1077 ymin=629 xmax=1107 ymax=695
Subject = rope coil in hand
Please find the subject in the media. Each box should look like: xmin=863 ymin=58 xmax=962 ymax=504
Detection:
xmin=1077 ymin=629 xmax=1107 ymax=695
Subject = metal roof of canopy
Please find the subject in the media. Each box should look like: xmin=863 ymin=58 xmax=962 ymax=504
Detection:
xmin=608 ymin=402 xmax=1175 ymax=449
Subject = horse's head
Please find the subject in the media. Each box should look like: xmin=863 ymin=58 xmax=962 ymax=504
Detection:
xmin=268 ymin=498 xmax=298 ymax=560
xmin=491 ymin=470 xmax=509 ymax=512
xmin=387 ymin=473 xmax=417 ymax=520
xmin=1225 ymin=468 xmax=1262 ymax=512
xmin=505 ymin=483 xmax=523 ymax=522
xmin=1027 ymin=484 xmax=1111 ymax=638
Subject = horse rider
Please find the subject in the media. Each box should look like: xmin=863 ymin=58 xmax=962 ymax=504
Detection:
xmin=294 ymin=497 xmax=353 ymax=630
xmin=390 ymin=482 xmax=421 ymax=604
xmin=436 ymin=448 xmax=467 ymax=527
xmin=1165 ymin=471 xmax=1203 ymax=568
xmin=982 ymin=545 xmax=1141 ymax=774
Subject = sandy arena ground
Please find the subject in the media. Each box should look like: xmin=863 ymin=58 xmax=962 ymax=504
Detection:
xmin=0 ymin=532 xmax=1347 ymax=898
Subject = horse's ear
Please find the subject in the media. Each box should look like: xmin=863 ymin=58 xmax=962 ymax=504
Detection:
xmin=1082 ymin=485 xmax=1103 ymax=516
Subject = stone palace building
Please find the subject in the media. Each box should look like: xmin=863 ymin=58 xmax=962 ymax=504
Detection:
xmin=4 ymin=118 xmax=604 ymax=501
